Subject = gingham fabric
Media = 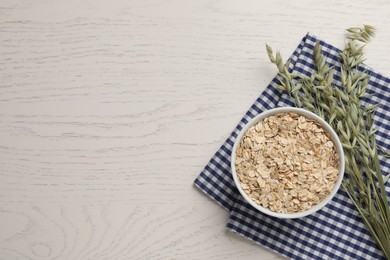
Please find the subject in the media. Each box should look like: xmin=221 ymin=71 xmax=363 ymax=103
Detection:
xmin=194 ymin=33 xmax=390 ymax=260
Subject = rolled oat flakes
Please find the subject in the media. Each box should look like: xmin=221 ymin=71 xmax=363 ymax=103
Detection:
xmin=235 ymin=112 xmax=339 ymax=213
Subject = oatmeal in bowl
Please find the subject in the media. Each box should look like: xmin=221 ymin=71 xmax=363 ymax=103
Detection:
xmin=231 ymin=107 xmax=345 ymax=218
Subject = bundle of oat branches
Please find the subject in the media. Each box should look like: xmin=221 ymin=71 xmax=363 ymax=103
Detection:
xmin=266 ymin=25 xmax=390 ymax=258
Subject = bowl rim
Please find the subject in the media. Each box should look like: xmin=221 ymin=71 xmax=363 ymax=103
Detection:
xmin=231 ymin=107 xmax=345 ymax=219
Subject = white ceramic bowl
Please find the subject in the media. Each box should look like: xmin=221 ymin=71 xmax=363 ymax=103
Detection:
xmin=231 ymin=107 xmax=345 ymax=219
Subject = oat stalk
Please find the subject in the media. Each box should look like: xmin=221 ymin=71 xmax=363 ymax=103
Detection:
xmin=266 ymin=25 xmax=390 ymax=259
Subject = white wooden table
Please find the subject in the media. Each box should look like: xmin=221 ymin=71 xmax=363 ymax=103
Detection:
xmin=1 ymin=0 xmax=389 ymax=259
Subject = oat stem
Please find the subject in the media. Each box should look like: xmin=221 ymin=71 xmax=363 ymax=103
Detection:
xmin=266 ymin=25 xmax=390 ymax=259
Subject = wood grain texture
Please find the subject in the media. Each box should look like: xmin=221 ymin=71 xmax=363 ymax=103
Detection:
xmin=0 ymin=0 xmax=389 ymax=259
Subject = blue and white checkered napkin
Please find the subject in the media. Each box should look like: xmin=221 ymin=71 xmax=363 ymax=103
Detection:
xmin=194 ymin=33 xmax=390 ymax=260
